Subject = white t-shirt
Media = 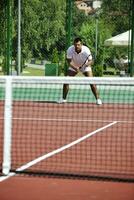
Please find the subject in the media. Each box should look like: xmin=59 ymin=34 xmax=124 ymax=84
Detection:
xmin=67 ymin=45 xmax=92 ymax=69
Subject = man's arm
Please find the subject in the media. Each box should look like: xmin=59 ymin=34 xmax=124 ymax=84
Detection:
xmin=67 ymin=58 xmax=79 ymax=72
xmin=82 ymin=47 xmax=93 ymax=68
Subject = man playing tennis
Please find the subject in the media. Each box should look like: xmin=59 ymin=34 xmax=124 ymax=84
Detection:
xmin=58 ymin=37 xmax=102 ymax=105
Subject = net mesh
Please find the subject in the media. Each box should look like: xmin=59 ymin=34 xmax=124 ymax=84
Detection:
xmin=1 ymin=76 xmax=134 ymax=181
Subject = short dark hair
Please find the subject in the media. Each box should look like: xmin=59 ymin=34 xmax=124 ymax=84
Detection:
xmin=74 ymin=37 xmax=82 ymax=43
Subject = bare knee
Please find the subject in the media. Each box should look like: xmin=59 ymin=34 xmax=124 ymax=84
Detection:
xmin=83 ymin=71 xmax=93 ymax=77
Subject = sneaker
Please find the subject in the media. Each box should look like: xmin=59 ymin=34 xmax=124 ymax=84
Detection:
xmin=96 ymin=98 xmax=102 ymax=105
xmin=57 ymin=99 xmax=67 ymax=104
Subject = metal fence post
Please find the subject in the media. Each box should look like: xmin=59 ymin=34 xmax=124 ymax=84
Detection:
xmin=5 ymin=0 xmax=12 ymax=75
xmin=65 ymin=0 xmax=73 ymax=75
xmin=130 ymin=0 xmax=134 ymax=76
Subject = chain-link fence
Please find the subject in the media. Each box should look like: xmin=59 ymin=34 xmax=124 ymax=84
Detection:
xmin=0 ymin=0 xmax=134 ymax=76
xmin=72 ymin=0 xmax=133 ymax=77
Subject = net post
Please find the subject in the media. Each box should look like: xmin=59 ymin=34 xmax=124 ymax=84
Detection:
xmin=2 ymin=77 xmax=13 ymax=175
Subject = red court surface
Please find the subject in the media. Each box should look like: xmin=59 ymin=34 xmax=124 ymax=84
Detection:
xmin=0 ymin=176 xmax=134 ymax=200
xmin=8 ymin=102 xmax=134 ymax=180
xmin=0 ymin=101 xmax=134 ymax=199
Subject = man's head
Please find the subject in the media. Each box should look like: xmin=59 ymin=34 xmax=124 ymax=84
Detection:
xmin=74 ymin=37 xmax=82 ymax=54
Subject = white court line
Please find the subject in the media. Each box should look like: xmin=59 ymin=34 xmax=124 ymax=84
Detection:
xmin=0 ymin=121 xmax=117 ymax=182
xmin=0 ymin=172 xmax=16 ymax=182
xmin=0 ymin=117 xmax=133 ymax=123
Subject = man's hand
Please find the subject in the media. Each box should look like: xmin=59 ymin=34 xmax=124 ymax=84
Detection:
xmin=67 ymin=59 xmax=79 ymax=72
xmin=70 ymin=65 xmax=79 ymax=72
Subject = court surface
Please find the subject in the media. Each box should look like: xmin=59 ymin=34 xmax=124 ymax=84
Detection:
xmin=0 ymin=101 xmax=134 ymax=200
xmin=0 ymin=175 xmax=134 ymax=200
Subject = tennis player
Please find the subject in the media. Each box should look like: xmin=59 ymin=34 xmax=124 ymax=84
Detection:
xmin=58 ymin=37 xmax=102 ymax=105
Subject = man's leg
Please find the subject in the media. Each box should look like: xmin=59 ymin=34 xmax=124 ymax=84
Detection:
xmin=63 ymin=84 xmax=69 ymax=100
xmin=83 ymin=70 xmax=102 ymax=104
xmin=58 ymin=70 xmax=77 ymax=103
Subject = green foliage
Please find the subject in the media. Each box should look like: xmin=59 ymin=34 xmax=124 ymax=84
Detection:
xmin=15 ymin=0 xmax=66 ymax=61
xmin=93 ymin=65 xmax=103 ymax=77
xmin=76 ymin=0 xmax=130 ymax=69
xmin=51 ymin=48 xmax=59 ymax=63
xmin=102 ymin=0 xmax=130 ymax=33
xmin=78 ymin=18 xmax=114 ymax=67
xmin=0 ymin=0 xmax=6 ymax=57
xmin=73 ymin=5 xmax=90 ymax=38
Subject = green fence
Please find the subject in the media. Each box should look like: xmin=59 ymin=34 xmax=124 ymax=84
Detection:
xmin=45 ymin=63 xmax=59 ymax=76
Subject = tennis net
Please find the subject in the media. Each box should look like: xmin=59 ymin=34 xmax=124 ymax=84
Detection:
xmin=1 ymin=76 xmax=134 ymax=182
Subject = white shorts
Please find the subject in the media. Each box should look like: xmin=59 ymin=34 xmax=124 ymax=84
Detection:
xmin=69 ymin=66 xmax=92 ymax=73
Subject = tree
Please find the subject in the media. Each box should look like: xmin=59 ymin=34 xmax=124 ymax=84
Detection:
xmin=21 ymin=0 xmax=66 ymax=61
xmin=74 ymin=0 xmax=131 ymax=72
xmin=52 ymin=48 xmax=59 ymax=63
xmin=0 ymin=1 xmax=6 ymax=59
xmin=102 ymin=0 xmax=130 ymax=33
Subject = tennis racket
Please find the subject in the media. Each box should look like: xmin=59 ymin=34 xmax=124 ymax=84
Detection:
xmin=79 ymin=54 xmax=91 ymax=70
